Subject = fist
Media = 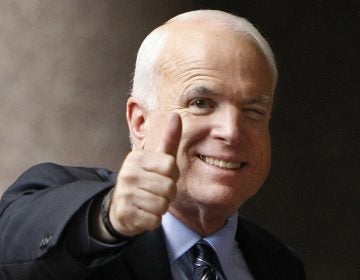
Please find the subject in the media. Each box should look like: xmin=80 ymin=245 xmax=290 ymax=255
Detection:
xmin=109 ymin=112 xmax=182 ymax=236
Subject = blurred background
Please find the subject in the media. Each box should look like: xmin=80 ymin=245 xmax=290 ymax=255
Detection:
xmin=0 ymin=0 xmax=359 ymax=279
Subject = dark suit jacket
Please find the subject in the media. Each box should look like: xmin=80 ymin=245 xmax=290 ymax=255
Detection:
xmin=0 ymin=163 xmax=305 ymax=280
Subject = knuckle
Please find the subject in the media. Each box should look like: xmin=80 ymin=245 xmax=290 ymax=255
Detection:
xmin=166 ymin=154 xmax=176 ymax=166
xmin=164 ymin=177 xmax=174 ymax=188
xmin=164 ymin=155 xmax=176 ymax=171
xmin=118 ymin=168 xmax=137 ymax=185
xmin=158 ymin=156 xmax=177 ymax=177
xmin=146 ymin=215 xmax=162 ymax=231
xmin=113 ymin=187 xmax=134 ymax=206
xmin=131 ymin=218 xmax=143 ymax=232
xmin=157 ymin=197 xmax=170 ymax=213
xmin=162 ymin=178 xmax=176 ymax=198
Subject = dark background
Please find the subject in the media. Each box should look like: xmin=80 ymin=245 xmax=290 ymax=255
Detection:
xmin=0 ymin=1 xmax=359 ymax=279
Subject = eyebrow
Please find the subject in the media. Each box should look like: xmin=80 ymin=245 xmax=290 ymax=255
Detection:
xmin=187 ymin=86 xmax=272 ymax=105
xmin=187 ymin=86 xmax=220 ymax=97
xmin=242 ymin=95 xmax=273 ymax=107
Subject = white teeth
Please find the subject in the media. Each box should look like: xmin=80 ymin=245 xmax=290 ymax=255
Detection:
xmin=199 ymin=155 xmax=242 ymax=170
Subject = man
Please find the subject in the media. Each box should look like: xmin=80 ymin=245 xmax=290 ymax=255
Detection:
xmin=0 ymin=10 xmax=305 ymax=280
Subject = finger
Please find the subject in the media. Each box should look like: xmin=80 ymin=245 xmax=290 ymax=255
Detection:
xmin=115 ymin=207 xmax=162 ymax=235
xmin=139 ymin=152 xmax=177 ymax=178
xmin=155 ymin=112 xmax=182 ymax=157
xmin=137 ymin=173 xmax=177 ymax=201
xmin=132 ymin=189 xmax=170 ymax=215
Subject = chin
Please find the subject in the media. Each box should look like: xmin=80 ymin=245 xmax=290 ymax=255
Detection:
xmin=194 ymin=184 xmax=254 ymax=211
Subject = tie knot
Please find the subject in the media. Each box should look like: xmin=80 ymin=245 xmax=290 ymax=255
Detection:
xmin=194 ymin=240 xmax=219 ymax=267
xmin=191 ymin=240 xmax=225 ymax=280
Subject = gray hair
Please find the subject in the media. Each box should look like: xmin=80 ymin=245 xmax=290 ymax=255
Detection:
xmin=130 ymin=9 xmax=278 ymax=110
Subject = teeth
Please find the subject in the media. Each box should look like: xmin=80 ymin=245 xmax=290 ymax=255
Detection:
xmin=199 ymin=155 xmax=242 ymax=170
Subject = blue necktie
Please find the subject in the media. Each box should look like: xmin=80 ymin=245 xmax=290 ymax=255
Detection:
xmin=192 ymin=240 xmax=225 ymax=280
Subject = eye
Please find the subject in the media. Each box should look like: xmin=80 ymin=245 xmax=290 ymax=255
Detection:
xmin=190 ymin=98 xmax=214 ymax=109
xmin=243 ymin=108 xmax=267 ymax=120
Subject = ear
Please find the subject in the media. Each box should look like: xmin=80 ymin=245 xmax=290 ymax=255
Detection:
xmin=126 ymin=97 xmax=148 ymax=149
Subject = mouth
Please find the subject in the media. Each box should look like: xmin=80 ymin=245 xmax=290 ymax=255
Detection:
xmin=198 ymin=155 xmax=246 ymax=170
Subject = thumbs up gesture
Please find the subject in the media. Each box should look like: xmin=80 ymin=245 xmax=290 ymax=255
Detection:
xmin=106 ymin=112 xmax=182 ymax=237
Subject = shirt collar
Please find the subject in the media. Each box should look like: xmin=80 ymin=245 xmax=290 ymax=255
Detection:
xmin=203 ymin=212 xmax=238 ymax=273
xmin=162 ymin=212 xmax=200 ymax=263
xmin=161 ymin=211 xmax=238 ymax=268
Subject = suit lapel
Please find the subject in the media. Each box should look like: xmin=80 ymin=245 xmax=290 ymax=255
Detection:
xmin=235 ymin=217 xmax=277 ymax=280
xmin=124 ymin=227 xmax=172 ymax=280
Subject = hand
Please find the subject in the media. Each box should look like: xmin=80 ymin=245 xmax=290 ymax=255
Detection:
xmin=108 ymin=112 xmax=182 ymax=237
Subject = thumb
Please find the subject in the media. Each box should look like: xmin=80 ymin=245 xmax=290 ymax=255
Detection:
xmin=156 ymin=113 xmax=182 ymax=157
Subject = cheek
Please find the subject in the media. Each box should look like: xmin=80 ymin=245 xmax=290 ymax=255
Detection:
xmin=253 ymin=130 xmax=272 ymax=174
xmin=261 ymin=132 xmax=271 ymax=160
xmin=244 ymin=128 xmax=271 ymax=168
xmin=248 ymin=127 xmax=271 ymax=150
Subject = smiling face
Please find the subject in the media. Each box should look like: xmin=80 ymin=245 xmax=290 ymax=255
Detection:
xmin=144 ymin=23 xmax=276 ymax=218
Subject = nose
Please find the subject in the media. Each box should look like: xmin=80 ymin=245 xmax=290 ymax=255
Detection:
xmin=211 ymin=107 xmax=243 ymax=146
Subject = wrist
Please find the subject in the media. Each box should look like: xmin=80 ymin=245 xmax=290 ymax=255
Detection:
xmin=101 ymin=188 xmax=133 ymax=241
xmin=90 ymin=188 xmax=132 ymax=243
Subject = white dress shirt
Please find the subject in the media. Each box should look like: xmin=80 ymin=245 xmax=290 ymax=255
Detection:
xmin=162 ymin=212 xmax=254 ymax=280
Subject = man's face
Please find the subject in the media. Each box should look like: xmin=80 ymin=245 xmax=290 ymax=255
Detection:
xmin=146 ymin=25 xmax=275 ymax=216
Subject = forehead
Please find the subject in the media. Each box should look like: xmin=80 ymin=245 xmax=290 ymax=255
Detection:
xmin=155 ymin=23 xmax=275 ymax=100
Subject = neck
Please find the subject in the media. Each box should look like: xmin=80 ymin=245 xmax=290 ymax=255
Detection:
xmin=169 ymin=205 xmax=235 ymax=236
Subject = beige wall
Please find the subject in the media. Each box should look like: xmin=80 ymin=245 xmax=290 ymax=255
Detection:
xmin=1 ymin=2 xmax=358 ymax=279
xmin=0 ymin=0 xmax=195 ymax=194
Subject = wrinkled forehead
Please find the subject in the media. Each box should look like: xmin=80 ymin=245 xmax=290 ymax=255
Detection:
xmin=155 ymin=23 xmax=274 ymax=85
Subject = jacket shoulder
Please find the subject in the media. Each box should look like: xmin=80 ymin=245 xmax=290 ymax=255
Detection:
xmin=237 ymin=215 xmax=306 ymax=280
xmin=1 ymin=162 xmax=115 ymax=201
